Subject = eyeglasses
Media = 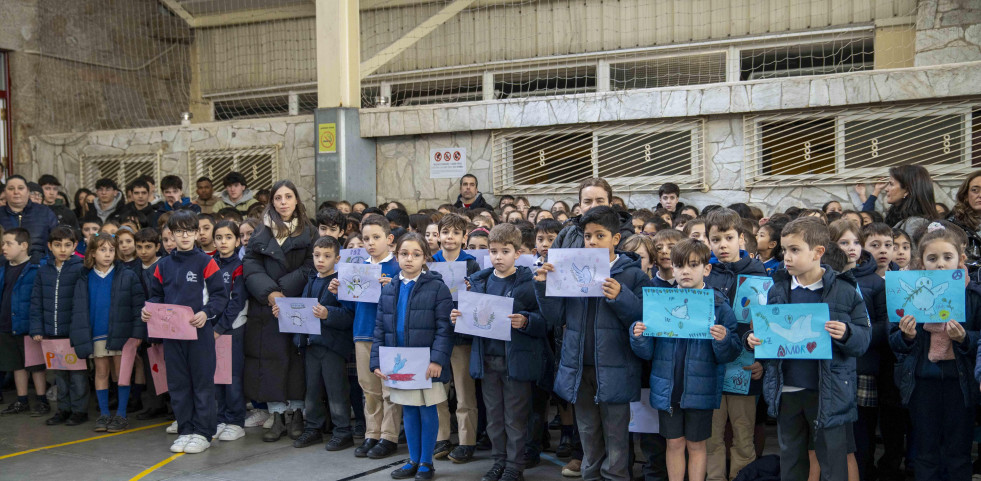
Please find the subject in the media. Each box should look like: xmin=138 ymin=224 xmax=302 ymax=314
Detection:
xmin=172 ymin=229 xmax=198 ymax=237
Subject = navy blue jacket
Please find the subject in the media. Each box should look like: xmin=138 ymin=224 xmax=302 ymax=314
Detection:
xmin=214 ymin=253 xmax=247 ymax=335
xmin=0 ymin=202 xmax=58 ymax=258
xmin=631 ymin=287 xmax=741 ymax=411
xmin=536 ymin=251 xmax=649 ymax=404
xmin=70 ymin=263 xmax=146 ymax=359
xmin=706 ymin=252 xmax=768 ymax=395
xmin=850 ymin=251 xmax=889 ymax=375
xmin=151 ymin=197 xmax=201 ymax=228
xmin=30 ymin=255 xmax=85 ymax=338
xmin=755 ymin=267 xmax=870 ymax=429
xmin=294 ymin=272 xmax=355 ymax=358
xmin=467 ymin=267 xmax=549 ymax=384
xmin=1 ymin=259 xmax=40 ymax=335
xmin=147 ymin=248 xmax=229 ymax=324
xmin=370 ymin=270 xmax=455 ymax=384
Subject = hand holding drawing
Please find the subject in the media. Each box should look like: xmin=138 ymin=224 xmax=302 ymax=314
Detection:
xmin=824 ymin=320 xmax=847 ymax=340
xmin=191 ymin=311 xmax=207 ymax=328
xmin=426 ymin=362 xmax=441 ymax=380
xmin=946 ymin=319 xmax=966 ymax=343
xmin=450 ymin=309 xmax=461 ymax=325
xmin=32 ymin=335 xmax=42 ymax=342
xmin=268 ymin=291 xmax=284 ymax=307
xmin=328 ymin=278 xmax=340 ymax=295
xmin=379 ymin=275 xmax=392 ymax=287
xmin=744 ymin=361 xmax=763 ymax=380
xmin=313 ymin=304 xmax=328 ymax=320
xmin=746 ymin=333 xmax=762 ymax=349
xmin=602 ymin=278 xmax=620 ymax=300
xmin=271 ymin=303 xmax=280 ymax=317
xmin=899 ymin=315 xmax=917 ymax=340
xmin=534 ymin=263 xmax=554 ymax=282
xmin=141 ymin=307 xmax=151 ymax=322
xmin=373 ymin=368 xmax=387 ymax=380
xmin=710 ymin=325 xmax=728 ymax=341
xmin=508 ymin=313 xmax=528 ymax=329
xmin=632 ymin=322 xmax=646 ymax=338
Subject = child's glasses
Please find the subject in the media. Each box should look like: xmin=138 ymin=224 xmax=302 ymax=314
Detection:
xmin=172 ymin=229 xmax=198 ymax=237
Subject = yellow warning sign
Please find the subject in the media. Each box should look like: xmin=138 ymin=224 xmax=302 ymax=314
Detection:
xmin=319 ymin=123 xmax=336 ymax=153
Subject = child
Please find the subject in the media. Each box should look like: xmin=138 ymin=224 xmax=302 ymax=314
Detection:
xmin=892 ymin=221 xmax=980 ymax=481
xmin=116 ymin=227 xmax=140 ymax=270
xmin=652 ymin=229 xmax=685 ymax=286
xmin=424 ymin=222 xmax=440 ymax=254
xmin=132 ymin=227 xmax=169 ymax=421
xmin=212 ymin=220 xmax=249 ymax=442
xmin=134 ymin=228 xmax=161 ymax=275
xmin=238 ymin=218 xmax=258 ymax=260
xmin=345 ymin=233 xmax=364 ymax=250
xmin=30 ymin=227 xmax=88 ymax=426
xmin=330 ymin=214 xmax=402 ymax=459
xmin=534 ymin=206 xmax=649 ymax=481
xmin=144 ymin=210 xmax=228 ymax=454
xmin=861 ymin=223 xmax=894 ymax=279
xmin=684 ymin=217 xmax=707 ymax=242
xmin=77 ymin=218 xmax=102 ymax=256
xmin=291 ymin=236 xmax=355 ymax=451
xmin=755 ymin=223 xmax=783 ymax=275
xmin=101 ymin=220 xmax=121 ymax=237
xmin=533 ymin=219 xmax=562 ymax=265
xmin=370 ymin=232 xmax=453 ymax=480
xmin=198 ymin=214 xmax=217 ymax=255
xmin=467 ymin=229 xmax=490 ymax=251
xmin=0 ymin=228 xmax=44 ymax=416
xmin=70 ymin=233 xmax=146 ymax=433
xmin=622 ymin=234 xmax=656 ymax=279
xmin=630 ymin=239 xmax=740 ymax=481
xmin=892 ymin=228 xmax=912 ymax=270
xmin=317 ymin=207 xmax=346 ymax=240
xmin=160 ymin=226 xmax=177 ymax=255
xmin=656 ymin=182 xmax=685 ymax=220
xmin=747 ymin=217 xmax=870 ymax=480
xmin=451 ymin=223 xmax=545 ymax=481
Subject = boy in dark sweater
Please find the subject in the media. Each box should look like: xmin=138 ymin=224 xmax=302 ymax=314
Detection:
xmin=0 ymin=228 xmax=44 ymax=416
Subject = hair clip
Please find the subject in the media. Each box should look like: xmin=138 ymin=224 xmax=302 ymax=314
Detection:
xmin=927 ymin=222 xmax=945 ymax=233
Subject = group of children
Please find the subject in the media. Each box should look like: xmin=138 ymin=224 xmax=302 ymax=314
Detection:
xmin=3 ymin=173 xmax=981 ymax=481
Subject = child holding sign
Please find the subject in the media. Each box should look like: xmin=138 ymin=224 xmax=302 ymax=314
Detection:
xmin=211 ymin=220 xmax=248 ymax=442
xmin=70 ymin=233 xmax=146 ymax=433
xmin=892 ymin=221 xmax=979 ymax=481
xmin=370 ymin=233 xmax=454 ymax=480
xmin=746 ymin=217 xmax=870 ymax=481
xmin=0 ymin=228 xmax=43 ymax=417
xmin=451 ymin=223 xmax=545 ymax=481
xmin=630 ymin=239 xmax=740 ymax=481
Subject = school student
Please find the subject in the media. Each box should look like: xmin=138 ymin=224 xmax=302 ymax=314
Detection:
xmin=746 ymin=217 xmax=870 ymax=481
xmin=132 ymin=227 xmax=169 ymax=421
xmin=861 ymin=223 xmax=895 ymax=279
xmin=370 ymin=233 xmax=454 ymax=480
xmin=755 ymin=222 xmax=783 ymax=276
xmin=212 ymin=220 xmax=249 ymax=442
xmin=0 ymin=228 xmax=45 ymax=417
xmin=198 ymin=214 xmax=217 ymax=256
xmin=316 ymin=207 xmax=347 ymax=240
xmin=652 ymin=229 xmax=684 ymax=287
xmin=144 ymin=210 xmax=229 ymax=454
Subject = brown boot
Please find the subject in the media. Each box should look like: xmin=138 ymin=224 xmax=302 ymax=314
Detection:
xmin=262 ymin=413 xmax=287 ymax=442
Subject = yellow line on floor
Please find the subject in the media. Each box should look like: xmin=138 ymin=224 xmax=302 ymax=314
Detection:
xmin=0 ymin=421 xmax=173 ymax=460
xmin=129 ymin=453 xmax=184 ymax=481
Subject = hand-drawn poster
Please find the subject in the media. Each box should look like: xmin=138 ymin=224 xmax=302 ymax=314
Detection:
xmin=275 ymin=298 xmax=322 ymax=335
xmin=379 ymin=346 xmax=432 ymax=390
xmin=337 ymin=263 xmax=383 ymax=303
xmin=750 ymin=304 xmax=832 ymax=360
xmin=722 ymin=348 xmax=755 ymax=395
xmin=734 ymin=275 xmax=773 ymax=324
xmin=24 ymin=337 xmax=45 ymax=367
xmin=628 ymin=389 xmax=660 ymax=434
xmin=145 ymin=302 xmax=197 ymax=340
xmin=545 ymin=248 xmax=611 ymax=297
xmin=642 ymin=287 xmax=715 ymax=339
xmin=885 ymin=269 xmax=966 ymax=324
xmin=41 ymin=339 xmax=87 ymax=371
xmin=214 ymin=335 xmax=232 ymax=385
xmin=147 ymin=343 xmax=168 ymax=395
xmin=118 ymin=338 xmax=141 ymax=386
xmin=456 ymin=291 xmax=515 ymax=341
xmin=339 ymin=248 xmax=369 ymax=264
xmin=428 ymin=261 xmax=468 ymax=301
xmin=463 ymin=249 xmax=489 ymax=269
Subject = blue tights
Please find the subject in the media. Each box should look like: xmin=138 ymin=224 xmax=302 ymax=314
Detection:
xmin=403 ymin=404 xmax=439 ymax=472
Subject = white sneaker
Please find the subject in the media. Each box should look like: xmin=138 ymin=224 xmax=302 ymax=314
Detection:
xmin=182 ymin=434 xmax=211 ymax=454
xmin=244 ymin=409 xmax=270 ymax=428
xmin=215 ymin=423 xmax=226 ymax=438
xmin=262 ymin=413 xmax=275 ymax=429
xmin=166 ymin=421 xmax=179 ymax=434
xmin=218 ymin=424 xmax=245 ymax=441
xmin=170 ymin=435 xmax=191 ymax=453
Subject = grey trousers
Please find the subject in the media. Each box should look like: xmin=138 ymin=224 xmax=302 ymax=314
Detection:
xmin=54 ymin=369 xmax=89 ymax=414
xmin=304 ymin=345 xmax=352 ymax=437
xmin=777 ymin=389 xmax=848 ymax=481
xmin=482 ymin=356 xmax=533 ymax=471
xmin=574 ymin=366 xmax=631 ymax=481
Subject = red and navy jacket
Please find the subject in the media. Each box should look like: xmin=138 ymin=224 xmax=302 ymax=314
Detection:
xmin=213 ymin=252 xmax=247 ymax=335
xmin=148 ymin=248 xmax=228 ymax=326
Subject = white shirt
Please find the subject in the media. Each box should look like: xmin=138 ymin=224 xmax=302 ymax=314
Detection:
xmin=400 ymin=272 xmax=421 ymax=284
xmin=93 ymin=265 xmax=115 ymax=278
xmin=371 ymin=252 xmax=394 ymax=265
xmin=783 ymin=269 xmax=824 ymax=393
xmin=610 ymin=254 xmax=620 ymax=268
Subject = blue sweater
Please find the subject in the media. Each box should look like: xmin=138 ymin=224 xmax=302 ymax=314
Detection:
xmin=214 ymin=253 xmax=247 ymax=334
xmin=351 ymin=256 xmax=401 ymax=342
xmin=88 ymin=269 xmax=114 ymax=342
xmin=395 ymin=280 xmax=416 ymax=346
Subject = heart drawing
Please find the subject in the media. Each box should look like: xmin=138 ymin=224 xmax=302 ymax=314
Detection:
xmin=895 ymin=309 xmax=904 ymax=318
xmin=152 ymin=364 xmax=160 ymax=373
xmin=806 ymin=342 xmax=817 ymax=353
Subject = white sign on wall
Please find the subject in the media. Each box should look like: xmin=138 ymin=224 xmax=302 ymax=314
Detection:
xmin=429 ymin=147 xmax=467 ymax=179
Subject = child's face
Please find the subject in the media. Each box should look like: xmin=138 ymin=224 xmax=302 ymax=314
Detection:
xmin=397 ymin=240 xmax=426 ymax=277
xmin=337 ymin=203 xmax=351 ymax=215
xmin=48 ymin=239 xmax=76 ymax=263
xmin=135 ymin=241 xmax=159 ymax=263
xmin=631 ymin=218 xmax=644 ymax=234
xmin=893 ymin=236 xmax=912 ymax=269
xmin=117 ymin=234 xmax=135 ymax=258
xmin=688 ymin=223 xmax=705 ymax=241
xmin=172 ymin=226 xmax=197 ymax=251
xmin=843 ymin=212 xmax=863 ymax=226
xmin=681 ymin=207 xmax=698 ymax=218
xmin=92 ymin=242 xmax=115 ymax=269
xmin=213 ymin=226 xmax=239 ymax=257
xmin=239 ymin=223 xmax=254 ymax=247
xmin=439 ymin=226 xmax=465 ymax=252
xmin=654 ymin=239 xmax=677 ymax=271
xmin=313 ymin=246 xmax=338 ymax=274
xmin=781 ymin=233 xmax=823 ymax=278
xmin=633 ymin=244 xmax=652 ymax=275
xmin=642 ymin=222 xmax=657 ymax=235
xmin=535 ymin=231 xmax=557 ymax=260
xmin=225 ymin=182 xmax=244 ymax=200
xmin=859 ymin=212 xmax=873 ymax=226
xmin=101 ymin=224 xmax=119 ymax=237
xmin=161 ymin=228 xmax=177 ymax=253
xmin=506 ymin=212 xmax=523 ymax=223
xmin=346 ymin=236 xmax=364 ymax=249
xmin=319 ymin=223 xmax=343 ymax=239
xmin=660 ymin=214 xmax=673 ymax=226
xmin=488 ymin=241 xmax=520 ymax=273
xmin=163 ymin=187 xmax=183 ymax=204
xmin=864 ymin=234 xmax=894 ymax=270
xmin=659 ymin=193 xmax=679 ymax=212
xmin=756 ymin=229 xmax=776 ymax=256
xmin=673 ymin=254 xmax=710 ymax=289
xmin=198 ymin=220 xmax=215 ymax=248
xmin=825 ymin=202 xmax=842 ymax=214
xmin=836 ymin=231 xmax=862 ymax=266
xmin=82 ymin=222 xmax=101 ymax=240
xmin=708 ymin=226 xmax=741 ymax=263
xmin=1 ymin=235 xmax=27 ymax=262
xmin=362 ymin=224 xmax=393 ymax=259
xmin=582 ymin=223 xmax=620 ymax=261
xmin=921 ymin=240 xmax=964 ymax=271
xmin=425 ymin=224 xmax=440 ymax=253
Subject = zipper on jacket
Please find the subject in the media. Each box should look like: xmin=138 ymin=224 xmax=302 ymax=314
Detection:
xmin=53 ymin=268 xmax=61 ymax=333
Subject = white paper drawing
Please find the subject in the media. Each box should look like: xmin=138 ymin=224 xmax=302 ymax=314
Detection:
xmin=339 ymin=248 xmax=369 ymax=264
xmin=337 ymin=263 xmax=383 ymax=303
xmin=380 ymin=346 xmax=432 ymax=390
xmin=545 ymin=248 xmax=611 ymax=297
xmin=628 ymin=389 xmax=660 ymax=434
xmin=456 ymin=290 xmax=514 ymax=341
xmin=428 ymin=261 xmax=468 ymax=301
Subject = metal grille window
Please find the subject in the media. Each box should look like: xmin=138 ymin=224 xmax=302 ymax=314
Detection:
xmin=79 ymin=152 xmax=161 ymax=190
xmin=492 ymin=120 xmax=704 ymax=195
xmin=745 ymin=101 xmax=979 ymax=187
xmin=188 ymin=145 xmax=281 ymax=193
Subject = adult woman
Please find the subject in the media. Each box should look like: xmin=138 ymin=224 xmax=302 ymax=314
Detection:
xmin=243 ymin=180 xmax=315 ymax=442
xmin=74 ymin=188 xmax=95 ymax=221
xmin=947 ymin=170 xmax=981 ymax=276
xmin=551 ymin=201 xmax=570 ymax=215
xmin=883 ymin=165 xmax=939 ymax=239
xmin=0 ymin=176 xmax=58 ymax=257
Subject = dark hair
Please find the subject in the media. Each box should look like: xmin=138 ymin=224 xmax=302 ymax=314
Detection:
xmin=214 ymin=220 xmax=241 ymax=239
xmin=83 ymin=233 xmax=117 ymax=269
xmin=683 ymin=216 xmax=707 ymax=236
xmin=913 ymin=220 xmax=968 ymax=266
xmin=892 ymin=227 xmax=912 ymax=247
xmin=223 ymin=171 xmax=248 ymax=188
xmin=409 ymin=214 xmax=430 ymax=233
xmin=681 ymin=205 xmax=699 ymax=217
xmin=437 ymin=213 xmax=469 ymax=234
xmin=798 ymin=209 xmax=829 ymax=225
xmin=821 ymin=200 xmax=842 ymax=213
xmin=658 ymin=182 xmax=680 ymax=197
xmin=127 ymin=179 xmax=150 ymax=193
xmin=38 ymin=174 xmax=60 ymax=187
xmin=705 ymin=208 xmax=741 ymax=235
xmin=884 ymin=165 xmax=939 ymax=227
xmin=166 ymin=210 xmax=199 ymax=233
xmin=160 ymin=175 xmax=183 ymax=192
xmin=47 ymin=226 xmax=76 ymax=244
xmin=316 ymin=207 xmax=346 ymax=229
xmin=780 ymin=217 xmax=830 ymax=251
xmin=198 ymin=213 xmax=216 ymax=228
xmin=94 ymin=178 xmax=119 ymax=191
xmin=577 ymin=177 xmax=613 ymax=204
xmin=196 ymin=177 xmax=212 ymax=185
xmin=3 ymin=227 xmax=29 ymax=247
xmin=134 ymin=227 xmax=160 ymax=245
xmin=757 ymin=223 xmax=783 ymax=261
xmin=579 ymin=205 xmax=621 ymax=236
xmin=137 ymin=174 xmax=155 ymax=186
xmin=519 ymin=225 xmax=535 ymax=249
xmin=488 ymin=223 xmax=522 ymax=249
xmin=386 ymin=209 xmax=410 ymax=229
xmin=645 ymin=218 xmax=670 ymax=232
xmin=460 ymin=174 xmax=478 ymax=187
xmin=740 ymin=224 xmax=758 ymax=256
xmin=935 ymin=202 xmax=950 ymax=217
xmin=784 ymin=206 xmax=802 ymax=218
xmin=385 ymin=201 xmax=407 ymax=212
xmin=362 ymin=207 xmax=384 ymax=217
xmin=670 ymin=238 xmax=711 ymax=266
xmin=81 ymin=217 xmax=103 ymax=228
xmin=467 ymin=228 xmax=489 ymax=243
xmin=951 ymin=170 xmax=981 ymax=231
xmin=632 ymin=209 xmax=655 ymax=223
xmin=74 ymin=188 xmax=93 ymax=211
xmin=314 ymin=235 xmax=341 ymax=255
xmin=535 ymin=218 xmax=563 ymax=235
xmin=361 ymin=213 xmax=392 ymax=236
xmin=826 ymin=212 xmax=842 ymax=223
xmin=263 ymin=180 xmax=308 ymax=238
xmin=822 ymin=243 xmax=849 ymax=273
xmin=861 ymin=222 xmax=894 ymax=243
xmin=215 ymin=207 xmax=244 ymax=222
xmin=395 ymin=232 xmax=431 ymax=264
xmin=727 ymin=203 xmax=753 ymax=220
xmin=551 ymin=201 xmax=570 ymax=213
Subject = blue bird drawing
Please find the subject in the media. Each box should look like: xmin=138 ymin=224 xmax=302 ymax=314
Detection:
xmin=392 ymin=353 xmax=407 ymax=374
xmin=572 ymin=263 xmax=594 ymax=293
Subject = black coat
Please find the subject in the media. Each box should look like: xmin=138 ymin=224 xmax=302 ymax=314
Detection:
xmin=30 ymin=255 xmax=85 ymax=338
xmin=69 ymin=263 xmax=146 ymax=359
xmin=454 ymin=192 xmax=493 ymax=210
xmin=850 ymin=251 xmax=889 ymax=375
xmin=294 ymin=272 xmax=355 ymax=359
xmin=242 ymin=222 xmax=315 ymax=401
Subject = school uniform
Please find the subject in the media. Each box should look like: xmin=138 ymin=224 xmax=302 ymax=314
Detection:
xmin=137 ymin=257 xmax=168 ymax=416
xmin=147 ymin=248 xmax=228 ymax=440
xmin=0 ymin=258 xmax=41 ymax=373
xmin=214 ymin=253 xmax=248 ymax=428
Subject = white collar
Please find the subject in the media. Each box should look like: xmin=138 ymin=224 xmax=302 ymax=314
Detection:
xmin=610 ymin=254 xmax=620 ymax=268
xmin=370 ymin=252 xmax=394 ymax=265
xmin=791 ymin=270 xmax=824 ymax=291
xmin=94 ymin=265 xmax=115 ymax=278
xmin=400 ymin=272 xmax=421 ymax=284
xmin=655 ymin=271 xmax=676 ymax=285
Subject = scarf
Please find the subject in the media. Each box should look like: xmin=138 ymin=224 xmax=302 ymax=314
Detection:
xmin=923 ymin=323 xmax=955 ymax=362
xmin=264 ymin=215 xmax=301 ymax=245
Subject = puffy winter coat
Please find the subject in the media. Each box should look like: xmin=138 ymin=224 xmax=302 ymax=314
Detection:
xmin=1 ymin=259 xmax=40 ymax=335
xmin=705 ymin=252 xmax=768 ymax=302
xmin=553 ymin=210 xmax=636 ymax=250
xmin=850 ymin=251 xmax=889 ymax=376
xmin=294 ymin=272 xmax=355 ymax=358
xmin=69 ymin=263 xmax=146 ymax=359
xmin=30 ymin=255 xmax=85 ymax=338
xmin=0 ymin=201 xmax=58 ymax=258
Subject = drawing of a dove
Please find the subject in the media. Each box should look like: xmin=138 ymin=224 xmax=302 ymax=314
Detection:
xmin=899 ymin=277 xmax=949 ymax=311
xmin=572 ymin=263 xmax=593 ymax=293
xmin=392 ymin=353 xmax=407 ymax=374
xmin=666 ymin=304 xmax=690 ymax=320
xmin=770 ymin=314 xmax=819 ymax=344
xmin=347 ymin=273 xmax=370 ymax=298
xmin=751 ymin=286 xmax=768 ymax=305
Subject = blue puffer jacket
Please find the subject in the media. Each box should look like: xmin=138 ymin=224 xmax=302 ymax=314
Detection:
xmin=294 ymin=272 xmax=355 ymax=359
xmin=850 ymin=251 xmax=889 ymax=376
xmin=0 ymin=202 xmax=58 ymax=258
xmin=1 ymin=259 xmax=40 ymax=335
xmin=30 ymin=255 xmax=85 ymax=338
xmin=468 ymin=266 xmax=549 ymax=385
xmin=70 ymin=263 xmax=146 ymax=359
xmin=370 ymin=270 xmax=455 ymax=384
xmin=536 ymin=251 xmax=649 ymax=404
xmin=756 ymin=267 xmax=871 ymax=429
xmin=631 ymin=287 xmax=741 ymax=411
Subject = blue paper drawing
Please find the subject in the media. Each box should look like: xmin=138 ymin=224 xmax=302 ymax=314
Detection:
xmin=392 ymin=354 xmax=407 ymax=374
xmin=885 ymin=270 xmax=965 ymax=324
xmin=456 ymin=290 xmax=513 ymax=341
xmin=339 ymin=248 xmax=369 ymax=264
xmin=750 ymin=304 xmax=831 ymax=360
xmin=733 ymin=275 xmax=773 ymax=324
xmin=642 ymin=287 xmax=715 ymax=339
xmin=722 ymin=349 xmax=755 ymax=395
xmin=545 ymin=248 xmax=611 ymax=298
xmin=379 ymin=346 xmax=432 ymax=390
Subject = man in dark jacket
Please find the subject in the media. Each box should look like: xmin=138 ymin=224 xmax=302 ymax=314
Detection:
xmin=453 ymin=174 xmax=493 ymax=210
xmin=37 ymin=175 xmax=78 ymax=230
xmin=113 ymin=179 xmax=156 ymax=229
xmin=151 ymin=175 xmax=202 ymax=227
xmin=87 ymin=178 xmax=125 ymax=223
xmin=553 ymin=178 xmax=634 ymax=250
xmin=0 ymin=176 xmax=58 ymax=258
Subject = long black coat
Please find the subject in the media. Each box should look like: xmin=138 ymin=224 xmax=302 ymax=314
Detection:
xmin=242 ymin=221 xmax=315 ymax=402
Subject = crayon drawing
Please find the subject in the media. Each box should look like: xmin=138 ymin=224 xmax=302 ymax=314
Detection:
xmin=628 ymin=389 xmax=660 ymax=434
xmin=428 ymin=261 xmax=468 ymax=301
xmin=885 ymin=269 xmax=965 ymax=324
xmin=145 ymin=302 xmax=197 ymax=340
xmin=456 ymin=291 xmax=513 ymax=341
xmin=339 ymin=248 xmax=369 ymax=264
xmin=642 ymin=287 xmax=715 ymax=339
xmin=734 ymin=275 xmax=773 ymax=324
xmin=41 ymin=339 xmax=87 ymax=371
xmin=379 ymin=346 xmax=432 ymax=390
xmin=275 ymin=297 xmax=322 ymax=335
xmin=545 ymin=248 xmax=611 ymax=298
xmin=750 ymin=304 xmax=832 ymax=360
xmin=337 ymin=263 xmax=383 ymax=303
xmin=722 ymin=349 xmax=755 ymax=395
xmin=147 ymin=344 xmax=168 ymax=395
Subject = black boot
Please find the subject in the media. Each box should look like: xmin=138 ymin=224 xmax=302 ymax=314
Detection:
xmin=263 ymin=413 xmax=287 ymax=442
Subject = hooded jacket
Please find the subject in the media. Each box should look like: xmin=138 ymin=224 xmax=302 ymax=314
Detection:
xmin=70 ymin=263 xmax=146 ymax=359
xmin=221 ymin=189 xmax=259 ymax=213
xmin=553 ymin=210 xmax=635 ymax=250
xmin=30 ymin=255 xmax=84 ymax=338
xmin=454 ymin=192 xmax=493 ymax=210
xmin=0 ymin=201 xmax=58 ymax=258
xmin=849 ymin=251 xmax=889 ymax=376
xmin=213 ymin=253 xmax=248 ymax=335
xmin=88 ymin=192 xmax=124 ymax=223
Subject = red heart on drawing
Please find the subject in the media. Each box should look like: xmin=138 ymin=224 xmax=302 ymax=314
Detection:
xmin=806 ymin=342 xmax=817 ymax=353
xmin=152 ymin=364 xmax=159 ymax=373
xmin=896 ymin=309 xmax=904 ymax=318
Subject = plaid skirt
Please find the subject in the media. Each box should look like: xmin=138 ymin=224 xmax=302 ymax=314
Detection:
xmin=857 ymin=374 xmax=877 ymax=408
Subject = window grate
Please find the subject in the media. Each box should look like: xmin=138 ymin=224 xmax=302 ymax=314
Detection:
xmin=79 ymin=152 xmax=161 ymax=190
xmin=188 ymin=145 xmax=281 ymax=193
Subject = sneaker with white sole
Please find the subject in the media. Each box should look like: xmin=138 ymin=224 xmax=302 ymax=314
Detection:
xmin=182 ymin=434 xmax=211 ymax=454
xmin=218 ymin=424 xmax=245 ymax=441
xmin=166 ymin=421 xmax=179 ymax=434
xmin=244 ymin=409 xmax=270 ymax=428
xmin=215 ymin=423 xmax=227 ymax=438
xmin=170 ymin=435 xmax=191 ymax=453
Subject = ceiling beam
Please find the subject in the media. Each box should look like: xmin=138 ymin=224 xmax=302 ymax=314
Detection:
xmin=159 ymin=0 xmax=196 ymax=25
xmin=360 ymin=0 xmax=523 ymax=11
xmin=360 ymin=0 xmax=475 ymax=78
xmin=190 ymin=3 xmax=317 ymax=28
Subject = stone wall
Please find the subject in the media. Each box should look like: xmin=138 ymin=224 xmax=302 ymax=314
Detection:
xmin=915 ymin=0 xmax=981 ymax=66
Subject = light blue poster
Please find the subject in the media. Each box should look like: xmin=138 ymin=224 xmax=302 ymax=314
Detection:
xmin=722 ymin=349 xmax=755 ymax=395
xmin=642 ymin=287 xmax=715 ymax=339
xmin=733 ymin=275 xmax=773 ymax=324
xmin=750 ymin=304 xmax=832 ymax=360
xmin=885 ymin=269 xmax=965 ymax=324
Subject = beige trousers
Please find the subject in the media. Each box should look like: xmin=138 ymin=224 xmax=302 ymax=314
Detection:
xmin=436 ymin=344 xmax=478 ymax=445
xmin=355 ymin=341 xmax=403 ymax=443
xmin=706 ymin=394 xmax=757 ymax=481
